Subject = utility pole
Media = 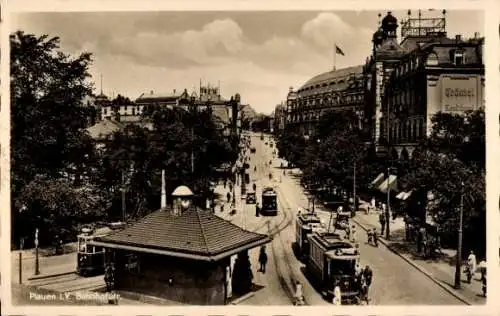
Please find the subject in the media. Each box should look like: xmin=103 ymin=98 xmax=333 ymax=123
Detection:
xmin=386 ymin=167 xmax=391 ymax=240
xmin=34 ymin=228 xmax=40 ymax=275
xmin=353 ymin=161 xmax=357 ymax=212
xmin=121 ymin=170 xmax=126 ymax=222
xmin=454 ymin=181 xmax=465 ymax=289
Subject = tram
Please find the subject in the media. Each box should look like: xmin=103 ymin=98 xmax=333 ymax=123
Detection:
xmin=306 ymin=232 xmax=360 ymax=304
xmin=260 ymin=187 xmax=278 ymax=216
xmin=76 ymin=222 xmax=125 ymax=277
xmin=294 ymin=209 xmax=327 ymax=261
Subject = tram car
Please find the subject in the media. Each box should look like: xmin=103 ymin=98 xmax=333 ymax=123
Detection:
xmin=306 ymin=232 xmax=360 ymax=304
xmin=76 ymin=222 xmax=125 ymax=277
xmin=260 ymin=187 xmax=278 ymax=216
xmin=294 ymin=209 xmax=327 ymax=261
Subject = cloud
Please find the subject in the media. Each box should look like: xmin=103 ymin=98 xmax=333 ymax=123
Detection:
xmin=99 ymin=19 xmax=244 ymax=69
xmin=300 ymin=12 xmax=356 ymax=48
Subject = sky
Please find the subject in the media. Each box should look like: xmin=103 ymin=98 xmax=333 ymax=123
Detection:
xmin=11 ymin=10 xmax=483 ymax=114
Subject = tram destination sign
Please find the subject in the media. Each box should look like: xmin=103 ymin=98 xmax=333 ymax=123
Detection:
xmin=441 ymin=75 xmax=479 ymax=112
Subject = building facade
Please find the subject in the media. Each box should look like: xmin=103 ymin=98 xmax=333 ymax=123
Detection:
xmin=286 ymin=66 xmax=365 ymax=136
xmin=364 ymin=11 xmax=485 ymax=160
xmin=273 ymin=102 xmax=286 ymax=134
xmin=96 ymin=84 xmax=242 ymax=138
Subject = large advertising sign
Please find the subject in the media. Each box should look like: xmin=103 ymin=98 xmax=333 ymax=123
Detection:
xmin=441 ymin=76 xmax=479 ymax=112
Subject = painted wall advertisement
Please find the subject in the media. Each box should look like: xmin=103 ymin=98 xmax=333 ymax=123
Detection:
xmin=441 ymin=76 xmax=480 ymax=112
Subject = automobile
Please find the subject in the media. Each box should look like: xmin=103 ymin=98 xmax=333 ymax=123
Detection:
xmin=246 ymin=192 xmax=256 ymax=204
xmin=250 ymin=147 xmax=256 ymax=153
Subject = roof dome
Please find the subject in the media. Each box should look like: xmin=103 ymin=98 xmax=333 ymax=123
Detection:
xmin=382 ymin=11 xmax=398 ymax=28
xmin=372 ymin=27 xmax=385 ymax=44
xmin=172 ymin=185 xmax=194 ymax=197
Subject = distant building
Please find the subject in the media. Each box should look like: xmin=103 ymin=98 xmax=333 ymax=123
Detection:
xmin=286 ymin=65 xmax=365 ymax=136
xmin=273 ymin=102 xmax=286 ymax=134
xmin=364 ymin=10 xmax=485 ymax=160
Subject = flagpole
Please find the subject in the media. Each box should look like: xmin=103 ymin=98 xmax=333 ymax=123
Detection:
xmin=333 ymin=42 xmax=336 ymax=71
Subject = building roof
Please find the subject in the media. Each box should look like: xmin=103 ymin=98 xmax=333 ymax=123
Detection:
xmin=136 ymin=91 xmax=185 ymax=103
xmin=86 ymin=119 xmax=124 ymax=140
xmin=299 ymin=65 xmax=364 ymax=91
xmin=93 ymin=208 xmax=270 ymax=261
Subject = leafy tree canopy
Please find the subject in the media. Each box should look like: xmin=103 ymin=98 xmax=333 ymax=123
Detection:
xmin=11 ymin=31 xmax=96 ymax=195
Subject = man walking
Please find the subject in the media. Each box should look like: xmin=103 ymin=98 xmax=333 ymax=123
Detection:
xmin=379 ymin=211 xmax=386 ymax=236
xmin=363 ymin=265 xmax=373 ymax=297
xmin=258 ymin=246 xmax=268 ymax=273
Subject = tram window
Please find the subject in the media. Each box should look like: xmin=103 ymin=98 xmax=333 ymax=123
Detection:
xmin=95 ymin=246 xmax=103 ymax=253
xmin=79 ymin=242 xmax=87 ymax=253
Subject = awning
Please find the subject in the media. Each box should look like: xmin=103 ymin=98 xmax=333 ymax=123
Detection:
xmin=396 ymin=190 xmax=413 ymax=200
xmin=378 ymin=175 xmax=398 ymax=194
xmin=370 ymin=173 xmax=385 ymax=188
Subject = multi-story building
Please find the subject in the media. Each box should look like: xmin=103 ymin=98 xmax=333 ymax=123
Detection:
xmin=364 ymin=11 xmax=485 ymax=160
xmin=286 ymin=66 xmax=365 ymax=136
xmin=273 ymin=102 xmax=286 ymax=134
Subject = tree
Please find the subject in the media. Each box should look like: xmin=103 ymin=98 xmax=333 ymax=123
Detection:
xmin=15 ymin=176 xmax=108 ymax=247
xmin=11 ymin=31 xmax=97 ymax=245
xmin=96 ymin=105 xmax=238 ymax=218
xmin=401 ymin=109 xmax=485 ymax=258
xmin=301 ymin=111 xmax=369 ymax=194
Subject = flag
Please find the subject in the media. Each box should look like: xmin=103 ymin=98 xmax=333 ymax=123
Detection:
xmin=335 ymin=45 xmax=345 ymax=56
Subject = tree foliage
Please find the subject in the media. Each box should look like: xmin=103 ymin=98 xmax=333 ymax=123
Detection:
xmin=96 ymin=106 xmax=239 ymax=219
xmin=11 ymin=31 xmax=97 ymax=246
xmin=401 ymin=109 xmax=485 ymax=257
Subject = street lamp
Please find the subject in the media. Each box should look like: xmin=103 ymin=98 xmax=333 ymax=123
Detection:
xmin=18 ymin=205 xmax=27 ymax=283
xmin=386 ymin=166 xmax=397 ymax=240
xmin=454 ymin=181 xmax=465 ymax=289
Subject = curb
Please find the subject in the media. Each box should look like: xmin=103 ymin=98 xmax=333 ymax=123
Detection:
xmin=352 ymin=216 xmax=472 ymax=306
xmin=230 ymin=291 xmax=255 ymax=305
xmin=27 ymin=270 xmax=76 ymax=281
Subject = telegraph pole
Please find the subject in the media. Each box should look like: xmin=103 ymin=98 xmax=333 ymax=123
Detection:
xmin=121 ymin=170 xmax=126 ymax=222
xmin=454 ymin=181 xmax=465 ymax=289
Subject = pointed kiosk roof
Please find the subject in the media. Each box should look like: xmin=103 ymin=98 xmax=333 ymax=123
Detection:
xmin=91 ymin=208 xmax=271 ymax=262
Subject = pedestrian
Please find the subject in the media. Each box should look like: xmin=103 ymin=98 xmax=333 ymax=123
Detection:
xmin=220 ymin=204 xmax=224 ymax=213
xmin=355 ymin=262 xmax=363 ymax=277
xmin=479 ymin=258 xmax=486 ymax=280
xmin=255 ymin=203 xmax=260 ymax=217
xmin=363 ymin=265 xmax=373 ymax=295
xmin=379 ymin=212 xmax=386 ymax=236
xmin=467 ymin=250 xmax=477 ymax=280
xmin=370 ymin=197 xmax=376 ymax=214
xmin=294 ymin=280 xmax=304 ymax=304
xmin=226 ymin=192 xmax=231 ymax=203
xmin=253 ymin=183 xmax=256 ymax=192
xmin=224 ymin=179 xmax=227 ymax=188
xmin=104 ymin=264 xmax=114 ymax=292
xmin=350 ymin=224 xmax=357 ymax=243
xmin=258 ymin=246 xmax=268 ymax=273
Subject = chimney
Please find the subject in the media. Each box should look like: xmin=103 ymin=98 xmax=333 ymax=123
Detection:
xmin=455 ymin=34 xmax=462 ymax=41
xmin=474 ymin=32 xmax=479 ymax=39
xmin=150 ymin=90 xmax=154 ymax=95
xmin=173 ymin=89 xmax=176 ymax=94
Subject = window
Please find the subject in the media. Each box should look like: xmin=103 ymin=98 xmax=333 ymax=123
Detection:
xmin=132 ymin=108 xmax=136 ymax=116
xmin=454 ymin=50 xmax=464 ymax=66
xmin=426 ymin=52 xmax=439 ymax=66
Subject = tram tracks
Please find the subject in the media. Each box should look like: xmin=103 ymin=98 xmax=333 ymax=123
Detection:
xmin=269 ymin=185 xmax=309 ymax=306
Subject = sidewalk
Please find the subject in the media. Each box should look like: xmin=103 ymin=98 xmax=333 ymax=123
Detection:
xmin=352 ymin=201 xmax=485 ymax=305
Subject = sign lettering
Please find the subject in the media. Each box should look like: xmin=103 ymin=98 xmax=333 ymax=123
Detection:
xmin=441 ymin=76 xmax=479 ymax=112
